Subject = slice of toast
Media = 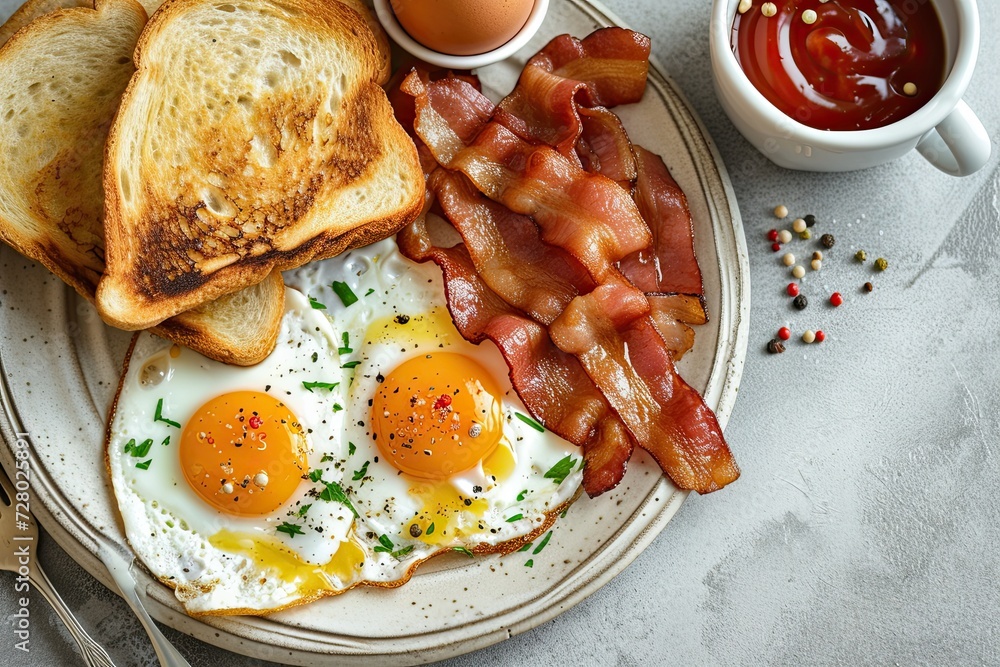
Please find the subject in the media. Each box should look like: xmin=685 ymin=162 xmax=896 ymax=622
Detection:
xmin=97 ymin=0 xmax=424 ymax=330
xmin=0 ymin=0 xmax=145 ymax=300
xmin=152 ymin=270 xmax=284 ymax=365
xmin=0 ymin=0 xmax=284 ymax=365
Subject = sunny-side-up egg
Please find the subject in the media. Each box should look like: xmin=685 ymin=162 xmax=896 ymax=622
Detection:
xmin=107 ymin=289 xmax=361 ymax=614
xmin=108 ymin=239 xmax=583 ymax=616
xmin=285 ymin=237 xmax=583 ymax=586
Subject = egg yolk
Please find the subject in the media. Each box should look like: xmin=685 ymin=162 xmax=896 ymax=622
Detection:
xmin=180 ymin=391 xmax=308 ymax=516
xmin=372 ymin=353 xmax=503 ymax=480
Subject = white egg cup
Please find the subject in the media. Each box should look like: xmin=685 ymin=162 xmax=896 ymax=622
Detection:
xmin=709 ymin=0 xmax=991 ymax=175
xmin=373 ymin=0 xmax=550 ymax=69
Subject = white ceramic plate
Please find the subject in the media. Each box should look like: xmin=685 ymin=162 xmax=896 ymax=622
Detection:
xmin=0 ymin=0 xmax=749 ymax=663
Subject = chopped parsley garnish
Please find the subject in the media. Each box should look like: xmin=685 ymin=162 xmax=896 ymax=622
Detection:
xmin=341 ymin=361 xmax=361 ymax=369
xmin=308 ymin=468 xmax=324 ymax=483
xmin=532 ymin=531 xmax=552 ymax=555
xmin=544 ymin=455 xmax=576 ymax=485
xmin=426 ymin=522 xmax=435 ymax=536
xmin=348 ymin=442 xmax=357 ymax=456
xmin=319 ymin=481 xmax=359 ymax=517
xmin=452 ymin=546 xmax=474 ymax=558
xmin=124 ymin=438 xmax=153 ymax=458
xmin=524 ymin=559 xmax=534 ymax=568
xmin=309 ymin=296 xmax=327 ymax=310
xmin=515 ymin=412 xmax=545 ymax=432
xmin=154 ymin=399 xmax=181 ymax=428
xmin=160 ymin=436 xmax=171 ymax=447
xmin=331 ymin=281 xmax=358 ymax=307
xmin=276 ymin=522 xmax=304 ymax=538
xmin=518 ymin=542 xmax=533 ymax=552
xmin=302 ymin=381 xmax=339 ymax=393
xmin=506 ymin=513 xmax=523 ymax=523
xmin=372 ymin=538 xmax=412 ymax=560
xmin=352 ymin=461 xmax=370 ymax=481
xmin=338 ymin=332 xmax=352 ymax=355
xmin=320 ymin=453 xmax=335 ymax=463
xmin=392 ymin=545 xmax=414 ymax=559
xmin=332 ymin=403 xmax=343 ymax=413
xmin=516 ymin=489 xmax=528 ymax=502
xmin=296 ymin=503 xmax=312 ymax=518
xmin=365 ymin=288 xmax=375 ymax=297
xmin=135 ymin=459 xmax=152 ymax=471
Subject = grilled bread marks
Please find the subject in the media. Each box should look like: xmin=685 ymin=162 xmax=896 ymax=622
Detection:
xmin=100 ymin=0 xmax=422 ymax=328
xmin=0 ymin=0 xmax=144 ymax=298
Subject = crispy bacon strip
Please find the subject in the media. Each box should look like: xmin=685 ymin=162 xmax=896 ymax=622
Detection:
xmin=430 ymin=169 xmax=593 ymax=325
xmin=541 ymin=29 xmax=651 ymax=107
xmin=620 ymin=146 xmax=706 ymax=307
xmin=401 ymin=71 xmax=651 ymax=282
xmin=576 ymin=106 xmax=638 ymax=186
xmin=549 ymin=282 xmax=739 ymax=493
xmin=494 ymin=28 xmax=651 ymax=156
xmin=397 ymin=213 xmax=633 ymax=495
xmin=387 ymin=61 xmax=484 ymax=137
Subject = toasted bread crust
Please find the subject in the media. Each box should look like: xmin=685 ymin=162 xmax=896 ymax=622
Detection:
xmin=334 ymin=0 xmax=391 ymax=84
xmin=97 ymin=0 xmax=424 ymax=331
xmin=0 ymin=0 xmax=96 ymax=46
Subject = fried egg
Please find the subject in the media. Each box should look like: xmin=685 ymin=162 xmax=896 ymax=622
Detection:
xmin=108 ymin=239 xmax=582 ymax=615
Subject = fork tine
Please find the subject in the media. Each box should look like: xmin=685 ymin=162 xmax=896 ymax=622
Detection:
xmin=0 ymin=463 xmax=15 ymax=505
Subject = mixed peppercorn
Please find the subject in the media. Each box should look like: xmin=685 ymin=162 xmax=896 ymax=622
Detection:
xmin=764 ymin=204 xmax=889 ymax=354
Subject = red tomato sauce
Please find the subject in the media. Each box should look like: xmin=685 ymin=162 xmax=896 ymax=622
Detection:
xmin=731 ymin=0 xmax=946 ymax=131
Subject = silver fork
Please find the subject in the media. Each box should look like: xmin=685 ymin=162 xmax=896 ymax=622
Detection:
xmin=0 ymin=464 xmax=117 ymax=667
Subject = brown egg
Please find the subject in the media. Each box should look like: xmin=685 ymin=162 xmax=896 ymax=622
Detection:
xmin=392 ymin=0 xmax=534 ymax=56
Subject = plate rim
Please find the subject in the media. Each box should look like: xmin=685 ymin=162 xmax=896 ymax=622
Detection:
xmin=0 ymin=0 xmax=750 ymax=663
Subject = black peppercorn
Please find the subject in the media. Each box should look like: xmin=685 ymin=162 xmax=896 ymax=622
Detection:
xmin=793 ymin=294 xmax=808 ymax=310
xmin=864 ymin=282 xmax=874 ymax=292
xmin=804 ymin=214 xmax=817 ymax=228
xmin=820 ymin=233 xmax=835 ymax=248
xmin=767 ymin=339 xmax=786 ymax=354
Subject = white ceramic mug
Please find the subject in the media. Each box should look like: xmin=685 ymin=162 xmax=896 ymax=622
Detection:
xmin=710 ymin=0 xmax=991 ymax=176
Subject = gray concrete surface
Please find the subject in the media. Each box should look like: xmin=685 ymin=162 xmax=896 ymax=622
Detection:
xmin=2 ymin=0 xmax=999 ymax=665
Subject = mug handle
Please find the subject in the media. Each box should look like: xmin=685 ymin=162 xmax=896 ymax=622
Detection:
xmin=915 ymin=100 xmax=992 ymax=177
